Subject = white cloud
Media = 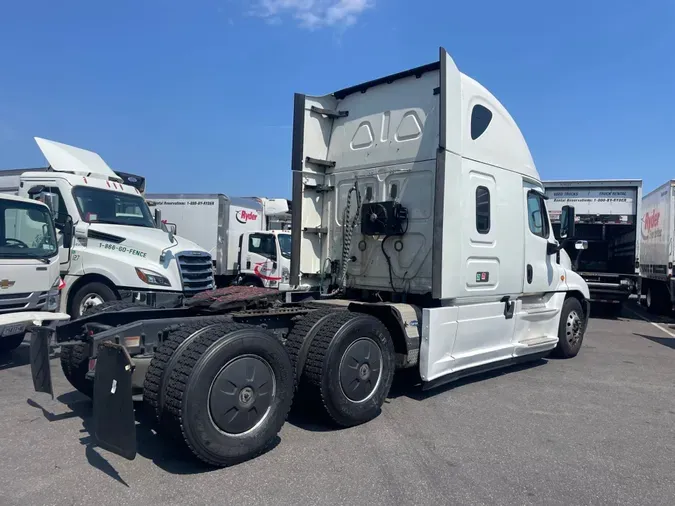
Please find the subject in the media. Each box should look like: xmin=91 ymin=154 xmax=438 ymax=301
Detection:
xmin=253 ymin=0 xmax=374 ymax=29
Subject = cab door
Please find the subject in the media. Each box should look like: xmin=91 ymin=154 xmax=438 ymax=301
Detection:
xmin=522 ymin=186 xmax=558 ymax=294
xmin=244 ymin=232 xmax=281 ymax=287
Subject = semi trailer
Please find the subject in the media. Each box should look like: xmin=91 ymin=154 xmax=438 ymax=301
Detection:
xmin=0 ymin=193 xmax=70 ymax=353
xmin=146 ymin=193 xmax=292 ymax=288
xmin=27 ymin=47 xmax=591 ymax=468
xmin=544 ymin=179 xmax=642 ymax=311
xmin=0 ymin=138 xmax=215 ymax=319
xmin=639 ymin=180 xmax=675 ymax=313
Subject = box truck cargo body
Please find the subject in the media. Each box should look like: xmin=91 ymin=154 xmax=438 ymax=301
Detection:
xmin=146 ymin=194 xmax=292 ymax=288
xmin=544 ymin=180 xmax=642 ymax=307
xmin=638 ymin=180 xmax=675 ymax=313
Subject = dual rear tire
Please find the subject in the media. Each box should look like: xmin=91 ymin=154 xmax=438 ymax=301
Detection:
xmin=145 ymin=310 xmax=396 ymax=466
xmin=145 ymin=322 xmax=293 ymax=467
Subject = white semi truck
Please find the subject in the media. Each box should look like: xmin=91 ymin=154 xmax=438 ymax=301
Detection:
xmin=27 ymin=47 xmax=590 ymax=469
xmin=0 ymin=138 xmax=215 ymax=319
xmin=544 ymin=179 xmax=642 ymax=312
xmin=0 ymin=193 xmax=70 ymax=353
xmin=638 ymin=180 xmax=675 ymax=313
xmin=146 ymin=193 xmax=292 ymax=288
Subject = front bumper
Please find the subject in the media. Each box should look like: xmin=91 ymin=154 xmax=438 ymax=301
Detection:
xmin=118 ymin=289 xmax=184 ymax=309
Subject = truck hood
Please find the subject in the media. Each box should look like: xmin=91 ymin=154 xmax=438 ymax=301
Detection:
xmin=88 ymin=224 xmax=209 ymax=261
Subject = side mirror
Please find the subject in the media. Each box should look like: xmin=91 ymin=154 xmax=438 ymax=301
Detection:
xmin=560 ymin=205 xmax=576 ymax=239
xmin=62 ymin=216 xmax=74 ymax=249
xmin=575 ymin=240 xmax=588 ymax=250
xmin=40 ymin=192 xmax=59 ymax=219
xmin=154 ymin=209 xmax=162 ymax=228
xmin=166 ymin=222 xmax=177 ymax=234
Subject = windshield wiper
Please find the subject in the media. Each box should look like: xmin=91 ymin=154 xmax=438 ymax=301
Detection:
xmin=0 ymin=252 xmax=53 ymax=263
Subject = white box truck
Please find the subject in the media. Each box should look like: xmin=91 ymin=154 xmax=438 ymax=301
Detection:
xmin=638 ymin=180 xmax=675 ymax=313
xmin=544 ymin=180 xmax=642 ymax=311
xmin=0 ymin=193 xmax=71 ymax=353
xmin=0 ymin=138 xmax=215 ymax=319
xmin=27 ymin=47 xmax=590 ymax=469
xmin=146 ymin=194 xmax=292 ymax=288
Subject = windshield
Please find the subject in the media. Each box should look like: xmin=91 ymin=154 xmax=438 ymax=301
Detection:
xmin=278 ymin=233 xmax=292 ymax=259
xmin=0 ymin=199 xmax=58 ymax=259
xmin=72 ymin=186 xmax=155 ymax=228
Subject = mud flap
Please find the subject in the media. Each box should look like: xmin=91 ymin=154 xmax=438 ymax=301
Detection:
xmin=29 ymin=327 xmax=54 ymax=399
xmin=92 ymin=342 xmax=137 ymax=460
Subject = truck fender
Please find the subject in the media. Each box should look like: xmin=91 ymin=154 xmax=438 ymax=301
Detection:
xmin=564 ymin=269 xmax=591 ymax=300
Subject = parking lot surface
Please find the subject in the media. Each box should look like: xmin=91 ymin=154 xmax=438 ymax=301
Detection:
xmin=1 ymin=302 xmax=674 ymax=506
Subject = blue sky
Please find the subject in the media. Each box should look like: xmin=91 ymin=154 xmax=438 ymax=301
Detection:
xmin=0 ymin=0 xmax=673 ymax=197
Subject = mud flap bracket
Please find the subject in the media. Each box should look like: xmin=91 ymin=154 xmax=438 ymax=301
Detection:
xmin=92 ymin=341 xmax=137 ymax=461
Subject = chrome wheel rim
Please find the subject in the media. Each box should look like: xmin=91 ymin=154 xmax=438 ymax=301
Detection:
xmin=566 ymin=310 xmax=583 ymax=347
xmin=79 ymin=294 xmax=104 ymax=315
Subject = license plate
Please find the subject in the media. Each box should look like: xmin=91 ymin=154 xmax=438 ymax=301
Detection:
xmin=1 ymin=324 xmax=26 ymax=337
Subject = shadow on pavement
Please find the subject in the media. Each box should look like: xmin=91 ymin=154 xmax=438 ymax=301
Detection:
xmin=0 ymin=342 xmax=60 ymax=371
xmin=587 ymin=302 xmax=624 ymax=321
xmin=387 ymin=359 xmax=548 ymax=401
xmin=289 ymin=358 xmax=549 ymax=433
xmin=26 ymin=390 xmax=278 ymax=483
xmin=633 ymin=333 xmax=675 ymax=351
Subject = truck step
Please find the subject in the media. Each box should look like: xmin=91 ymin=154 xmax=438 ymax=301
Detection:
xmin=516 ymin=336 xmax=558 ymax=347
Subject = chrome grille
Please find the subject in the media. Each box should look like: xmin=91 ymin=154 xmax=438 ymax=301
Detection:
xmin=0 ymin=291 xmax=48 ymax=314
xmin=177 ymin=251 xmax=214 ymax=296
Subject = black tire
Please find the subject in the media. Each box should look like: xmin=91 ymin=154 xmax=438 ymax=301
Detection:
xmin=304 ymin=311 xmax=395 ymax=428
xmin=163 ymin=323 xmax=293 ymax=467
xmin=0 ymin=333 xmax=25 ymax=354
xmin=60 ymin=301 xmax=142 ymax=397
xmin=552 ymin=297 xmax=586 ymax=359
xmin=143 ymin=317 xmax=229 ymax=425
xmin=284 ymin=308 xmax=343 ymax=390
xmin=69 ymin=281 xmax=118 ymax=319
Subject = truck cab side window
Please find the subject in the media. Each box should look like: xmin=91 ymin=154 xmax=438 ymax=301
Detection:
xmin=527 ymin=192 xmax=549 ymax=239
xmin=476 ymin=186 xmax=490 ymax=234
xmin=248 ymin=233 xmax=277 ymax=261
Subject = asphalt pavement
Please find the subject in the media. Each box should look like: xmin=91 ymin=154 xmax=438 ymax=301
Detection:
xmin=1 ymin=301 xmax=674 ymax=506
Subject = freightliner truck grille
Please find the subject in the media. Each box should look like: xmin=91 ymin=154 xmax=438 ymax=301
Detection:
xmin=177 ymin=252 xmax=215 ymax=296
xmin=0 ymin=291 xmax=48 ymax=313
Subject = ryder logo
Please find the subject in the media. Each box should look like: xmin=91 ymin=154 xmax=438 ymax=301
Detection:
xmin=641 ymin=209 xmax=661 ymax=240
xmin=236 ymin=210 xmax=258 ymax=224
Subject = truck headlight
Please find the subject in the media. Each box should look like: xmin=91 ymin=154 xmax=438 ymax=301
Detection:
xmin=46 ymin=277 xmax=64 ymax=311
xmin=135 ymin=267 xmax=171 ymax=287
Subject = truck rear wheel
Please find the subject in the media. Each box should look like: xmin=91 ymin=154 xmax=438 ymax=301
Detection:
xmin=284 ymin=308 xmax=343 ymax=390
xmin=303 ymin=312 xmax=395 ymax=428
xmin=143 ymin=317 xmax=229 ymax=424
xmin=162 ymin=323 xmax=293 ymax=467
xmin=60 ymin=301 xmax=143 ymax=398
xmin=552 ymin=297 xmax=586 ymax=359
